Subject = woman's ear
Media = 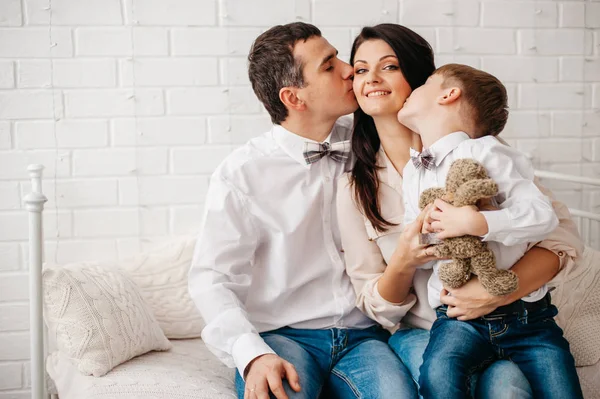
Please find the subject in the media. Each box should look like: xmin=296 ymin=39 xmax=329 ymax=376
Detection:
xmin=438 ymin=87 xmax=461 ymax=105
xmin=279 ymin=87 xmax=306 ymax=112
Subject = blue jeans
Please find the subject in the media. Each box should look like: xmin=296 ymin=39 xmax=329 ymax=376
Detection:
xmin=235 ymin=326 xmax=417 ymax=399
xmin=419 ymin=304 xmax=583 ymax=399
xmin=389 ymin=328 xmax=533 ymax=399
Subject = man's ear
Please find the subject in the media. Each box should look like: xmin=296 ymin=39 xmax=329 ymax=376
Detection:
xmin=438 ymin=87 xmax=461 ymax=105
xmin=279 ymin=87 xmax=306 ymax=112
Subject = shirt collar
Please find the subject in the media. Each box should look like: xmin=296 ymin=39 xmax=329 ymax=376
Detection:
xmin=272 ymin=123 xmax=339 ymax=169
xmin=426 ymin=131 xmax=470 ymax=166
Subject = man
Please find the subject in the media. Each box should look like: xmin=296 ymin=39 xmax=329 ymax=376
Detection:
xmin=189 ymin=22 xmax=416 ymax=399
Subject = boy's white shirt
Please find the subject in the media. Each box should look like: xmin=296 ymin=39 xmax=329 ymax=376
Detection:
xmin=401 ymin=131 xmax=559 ymax=309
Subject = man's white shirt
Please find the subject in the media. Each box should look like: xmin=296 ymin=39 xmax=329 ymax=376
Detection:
xmin=401 ymin=132 xmax=559 ymax=309
xmin=189 ymin=116 xmax=373 ymax=377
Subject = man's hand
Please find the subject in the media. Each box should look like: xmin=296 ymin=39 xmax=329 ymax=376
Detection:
xmin=244 ymin=354 xmax=301 ymax=399
xmin=429 ymin=199 xmax=488 ymax=239
xmin=439 ymin=277 xmax=508 ymax=320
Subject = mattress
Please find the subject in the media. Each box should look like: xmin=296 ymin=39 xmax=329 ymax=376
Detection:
xmin=47 ymin=338 xmax=235 ymax=399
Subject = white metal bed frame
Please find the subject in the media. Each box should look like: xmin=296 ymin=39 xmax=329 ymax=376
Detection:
xmin=24 ymin=164 xmax=600 ymax=399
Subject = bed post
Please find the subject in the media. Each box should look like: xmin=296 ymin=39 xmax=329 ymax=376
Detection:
xmin=24 ymin=164 xmax=48 ymax=399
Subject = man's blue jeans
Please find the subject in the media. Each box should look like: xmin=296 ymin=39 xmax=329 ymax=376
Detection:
xmin=419 ymin=304 xmax=583 ymax=399
xmin=235 ymin=326 xmax=417 ymax=399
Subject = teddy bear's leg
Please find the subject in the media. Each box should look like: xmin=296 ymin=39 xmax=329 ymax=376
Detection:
xmin=453 ymin=179 xmax=498 ymax=207
xmin=418 ymin=187 xmax=446 ymax=210
xmin=439 ymin=236 xmax=485 ymax=258
xmin=438 ymin=258 xmax=472 ymax=289
xmin=470 ymin=248 xmax=519 ymax=296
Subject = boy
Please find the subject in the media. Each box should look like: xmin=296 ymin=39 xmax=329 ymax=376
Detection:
xmin=397 ymin=63 xmax=582 ymax=398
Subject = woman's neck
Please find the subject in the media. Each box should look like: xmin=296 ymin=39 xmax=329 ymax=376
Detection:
xmin=373 ymin=115 xmax=421 ymax=175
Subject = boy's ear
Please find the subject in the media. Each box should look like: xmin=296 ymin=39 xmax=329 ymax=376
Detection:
xmin=438 ymin=87 xmax=461 ymax=105
xmin=279 ymin=87 xmax=307 ymax=112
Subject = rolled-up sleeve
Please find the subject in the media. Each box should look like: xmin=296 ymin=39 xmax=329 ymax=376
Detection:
xmin=336 ymin=174 xmax=416 ymax=328
xmin=528 ymin=177 xmax=584 ymax=286
xmin=188 ymin=173 xmax=275 ymax=377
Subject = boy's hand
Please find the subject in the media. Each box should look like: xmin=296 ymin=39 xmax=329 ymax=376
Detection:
xmin=429 ymin=199 xmax=489 ymax=239
xmin=421 ymin=204 xmax=436 ymax=234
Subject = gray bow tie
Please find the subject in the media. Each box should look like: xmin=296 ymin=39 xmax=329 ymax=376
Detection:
xmin=410 ymin=148 xmax=436 ymax=170
xmin=303 ymin=140 xmax=351 ymax=165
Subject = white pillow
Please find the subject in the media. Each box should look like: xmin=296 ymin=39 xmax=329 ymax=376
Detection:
xmin=552 ymin=246 xmax=600 ymax=367
xmin=118 ymin=236 xmax=205 ymax=339
xmin=43 ymin=263 xmax=172 ymax=377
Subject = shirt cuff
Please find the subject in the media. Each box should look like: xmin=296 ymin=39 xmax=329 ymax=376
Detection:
xmin=480 ymin=209 xmax=512 ymax=242
xmin=232 ymin=333 xmax=276 ymax=380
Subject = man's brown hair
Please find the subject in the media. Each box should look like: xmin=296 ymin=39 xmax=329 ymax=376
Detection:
xmin=247 ymin=22 xmax=321 ymax=125
xmin=435 ymin=63 xmax=509 ymax=137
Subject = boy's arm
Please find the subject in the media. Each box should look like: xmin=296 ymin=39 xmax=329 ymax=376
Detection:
xmin=468 ymin=140 xmax=558 ymax=246
xmin=188 ymin=174 xmax=274 ymax=377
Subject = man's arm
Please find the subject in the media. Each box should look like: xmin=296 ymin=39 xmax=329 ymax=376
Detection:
xmin=188 ymin=174 xmax=274 ymax=375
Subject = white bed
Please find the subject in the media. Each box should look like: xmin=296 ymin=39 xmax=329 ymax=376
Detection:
xmin=24 ymin=164 xmax=600 ymax=399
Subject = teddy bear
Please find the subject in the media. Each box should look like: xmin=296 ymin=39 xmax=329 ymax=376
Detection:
xmin=418 ymin=158 xmax=519 ymax=296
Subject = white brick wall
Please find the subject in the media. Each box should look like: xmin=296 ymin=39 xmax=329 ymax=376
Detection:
xmin=0 ymin=0 xmax=599 ymax=395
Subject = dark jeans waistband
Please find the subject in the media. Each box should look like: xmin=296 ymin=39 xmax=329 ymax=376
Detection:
xmin=438 ymin=292 xmax=552 ymax=318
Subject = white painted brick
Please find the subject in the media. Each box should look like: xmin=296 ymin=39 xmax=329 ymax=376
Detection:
xmin=517 ymin=138 xmax=583 ymax=164
xmin=0 ymin=61 xmax=14 ymax=88
xmin=25 ymin=0 xmax=122 ymax=25
xmin=592 ymin=83 xmax=600 ymax=108
xmin=112 ymin=117 xmax=206 ymax=146
xmin=120 ymin=58 xmax=218 ymax=87
xmin=119 ymin=176 xmax=208 ymax=206
xmin=519 ymin=29 xmax=592 ymax=55
xmin=0 ymin=363 xmax=22 ymax=390
xmin=171 ymin=147 xmax=233 ymax=174
xmin=22 ymin=362 xmax=30 ymax=389
xmin=15 ymin=120 xmax=108 ymax=149
xmin=76 ymin=28 xmax=168 ymax=56
xmin=0 ymin=28 xmax=72 ymax=57
xmin=553 ymin=111 xmax=600 ymax=137
xmin=583 ymin=138 xmax=600 ymax=162
xmin=64 ymin=89 xmax=164 ymax=117
xmin=482 ymin=2 xmax=557 ymax=28
xmin=595 ymin=31 xmax=600 ymax=56
xmin=519 ymin=84 xmax=591 ymax=110
xmin=501 ymin=112 xmax=551 ymax=139
xmin=220 ymin=58 xmax=250 ymax=86
xmin=44 ymin=239 xmax=118 ymax=263
xmin=0 ymin=182 xmax=20 ymax=210
xmin=438 ymin=28 xmax=516 ymax=54
xmin=54 ymin=59 xmax=117 ymax=88
xmin=125 ymin=0 xmax=216 ymax=26
xmin=560 ymin=3 xmax=585 ymax=28
xmin=0 ymin=122 xmax=10 ymax=149
xmin=0 ymin=150 xmax=70 ymax=179
xmin=586 ymin=4 xmax=600 ymax=28
xmin=0 ymin=0 xmax=22 ymax=26
xmin=0 ymin=91 xmax=62 ymax=120
xmin=313 ymin=0 xmax=397 ymax=26
xmin=401 ymin=0 xmax=479 ymax=27
xmin=0 ymin=392 xmax=30 ymax=399
xmin=321 ymin=29 xmax=353 ymax=58
xmin=0 ymin=243 xmax=20 ymax=271
xmin=409 ymin=28 xmax=437 ymax=53
xmin=222 ymin=0 xmax=310 ymax=26
xmin=171 ymin=28 xmax=261 ymax=56
xmin=16 ymin=60 xmax=50 ymax=88
xmin=116 ymin=237 xmax=172 ymax=259
xmin=167 ymin=87 xmax=261 ymax=115
xmin=74 ymin=208 xmax=168 ymax=237
xmin=208 ymin=115 xmax=272 ymax=144
xmin=481 ymin=57 xmax=558 ymax=83
xmin=0 ymin=275 xmax=28 ymax=302
xmin=561 ymin=57 xmax=600 ymax=82
xmin=72 ymin=148 xmax=168 ymax=176
xmin=21 ymin=179 xmax=118 ymax=208
xmin=436 ymin=55 xmax=480 ymax=69
xmin=0 ymin=211 xmax=72 ymax=241
xmin=171 ymin=206 xmax=203 ymax=235
xmin=0 ymin=305 xmax=28 ymax=331
xmin=504 ymin=83 xmax=518 ymax=110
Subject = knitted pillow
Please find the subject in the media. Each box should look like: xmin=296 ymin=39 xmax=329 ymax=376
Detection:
xmin=43 ymin=263 xmax=172 ymax=377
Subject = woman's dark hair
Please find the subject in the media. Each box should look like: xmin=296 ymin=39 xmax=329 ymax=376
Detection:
xmin=349 ymin=24 xmax=435 ymax=232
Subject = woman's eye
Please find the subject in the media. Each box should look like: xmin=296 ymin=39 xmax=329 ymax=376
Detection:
xmin=384 ymin=65 xmax=399 ymax=70
xmin=326 ymin=65 xmax=334 ymax=71
xmin=355 ymin=68 xmax=366 ymax=74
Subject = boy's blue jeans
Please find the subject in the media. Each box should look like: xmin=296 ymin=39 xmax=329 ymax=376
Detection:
xmin=419 ymin=296 xmax=583 ymax=399
xmin=235 ymin=326 xmax=417 ymax=399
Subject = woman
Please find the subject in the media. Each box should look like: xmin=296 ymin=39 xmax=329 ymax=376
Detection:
xmin=337 ymin=24 xmax=582 ymax=398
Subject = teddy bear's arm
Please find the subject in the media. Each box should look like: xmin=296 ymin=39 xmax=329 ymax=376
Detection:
xmin=453 ymin=179 xmax=498 ymax=207
xmin=418 ymin=187 xmax=446 ymax=210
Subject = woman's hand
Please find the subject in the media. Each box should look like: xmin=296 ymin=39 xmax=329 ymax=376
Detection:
xmin=390 ymin=205 xmax=438 ymax=271
xmin=439 ymin=277 xmax=509 ymax=320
